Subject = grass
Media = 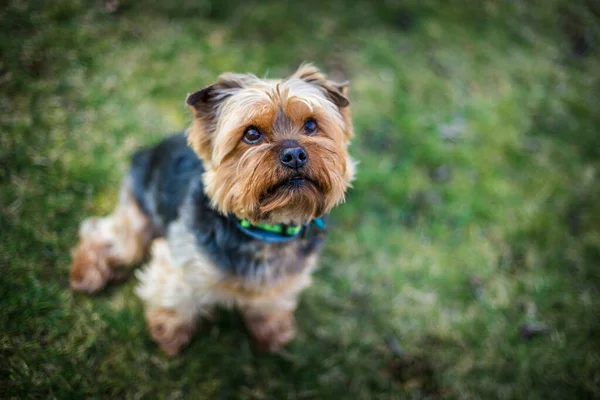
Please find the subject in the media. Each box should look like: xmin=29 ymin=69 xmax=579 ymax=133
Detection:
xmin=1 ymin=0 xmax=599 ymax=398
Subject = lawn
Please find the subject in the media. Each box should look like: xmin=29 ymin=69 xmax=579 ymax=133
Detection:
xmin=1 ymin=0 xmax=599 ymax=398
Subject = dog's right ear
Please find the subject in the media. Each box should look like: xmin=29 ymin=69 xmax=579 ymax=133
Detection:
xmin=186 ymin=73 xmax=250 ymax=116
xmin=186 ymin=86 xmax=213 ymax=110
xmin=186 ymin=73 xmax=254 ymax=162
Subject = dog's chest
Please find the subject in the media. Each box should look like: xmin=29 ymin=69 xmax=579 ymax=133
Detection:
xmin=167 ymin=211 xmax=322 ymax=286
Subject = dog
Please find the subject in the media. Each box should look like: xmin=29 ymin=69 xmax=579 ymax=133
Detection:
xmin=69 ymin=64 xmax=355 ymax=355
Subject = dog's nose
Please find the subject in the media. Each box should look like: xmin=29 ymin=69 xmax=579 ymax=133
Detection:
xmin=279 ymin=145 xmax=308 ymax=169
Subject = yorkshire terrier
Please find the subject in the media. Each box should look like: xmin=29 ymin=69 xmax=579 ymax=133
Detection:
xmin=69 ymin=64 xmax=355 ymax=355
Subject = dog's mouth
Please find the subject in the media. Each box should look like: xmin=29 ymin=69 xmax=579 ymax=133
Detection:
xmin=288 ymin=176 xmax=306 ymax=186
xmin=258 ymin=175 xmax=320 ymax=206
xmin=268 ymin=175 xmax=316 ymax=193
xmin=254 ymin=174 xmax=327 ymax=222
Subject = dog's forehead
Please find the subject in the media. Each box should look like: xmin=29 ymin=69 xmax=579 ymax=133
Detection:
xmin=245 ymin=77 xmax=326 ymax=102
xmin=218 ymin=78 xmax=336 ymax=127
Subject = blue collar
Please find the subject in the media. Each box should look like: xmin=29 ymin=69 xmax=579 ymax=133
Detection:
xmin=236 ymin=218 xmax=326 ymax=243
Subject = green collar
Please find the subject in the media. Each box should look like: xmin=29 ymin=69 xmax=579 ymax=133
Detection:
xmin=239 ymin=219 xmax=303 ymax=235
xmin=236 ymin=218 xmax=326 ymax=243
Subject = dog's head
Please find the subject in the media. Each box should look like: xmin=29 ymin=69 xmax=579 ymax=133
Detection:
xmin=186 ymin=64 xmax=355 ymax=225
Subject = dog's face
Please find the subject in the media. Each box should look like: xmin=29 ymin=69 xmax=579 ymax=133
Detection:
xmin=186 ymin=64 xmax=355 ymax=225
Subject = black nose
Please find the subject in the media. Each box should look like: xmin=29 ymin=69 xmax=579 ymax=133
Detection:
xmin=279 ymin=146 xmax=308 ymax=169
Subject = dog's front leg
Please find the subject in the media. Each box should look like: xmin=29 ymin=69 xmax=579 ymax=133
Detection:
xmin=135 ymin=238 xmax=211 ymax=356
xmin=238 ymin=273 xmax=313 ymax=352
xmin=242 ymin=306 xmax=297 ymax=352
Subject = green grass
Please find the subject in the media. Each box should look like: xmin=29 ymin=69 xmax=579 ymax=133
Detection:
xmin=2 ymin=0 xmax=600 ymax=398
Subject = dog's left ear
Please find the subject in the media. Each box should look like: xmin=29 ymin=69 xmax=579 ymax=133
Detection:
xmin=292 ymin=63 xmax=350 ymax=108
xmin=293 ymin=63 xmax=353 ymax=139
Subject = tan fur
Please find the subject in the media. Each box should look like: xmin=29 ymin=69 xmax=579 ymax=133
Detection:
xmin=71 ymin=64 xmax=354 ymax=354
xmin=70 ymin=177 xmax=153 ymax=293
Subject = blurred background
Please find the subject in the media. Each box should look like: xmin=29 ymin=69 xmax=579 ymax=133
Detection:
xmin=1 ymin=0 xmax=599 ymax=398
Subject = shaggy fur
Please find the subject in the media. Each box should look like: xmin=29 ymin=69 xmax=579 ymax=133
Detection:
xmin=69 ymin=64 xmax=355 ymax=354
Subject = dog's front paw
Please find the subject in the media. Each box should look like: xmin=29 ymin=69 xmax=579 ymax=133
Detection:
xmin=244 ymin=310 xmax=296 ymax=352
xmin=147 ymin=308 xmax=196 ymax=356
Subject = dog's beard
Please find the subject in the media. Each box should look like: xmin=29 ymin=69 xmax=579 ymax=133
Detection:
xmin=255 ymin=174 xmax=326 ymax=224
xmin=203 ymin=142 xmax=349 ymax=225
xmin=239 ymin=150 xmax=329 ymax=224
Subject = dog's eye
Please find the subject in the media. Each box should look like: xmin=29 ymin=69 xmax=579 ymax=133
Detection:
xmin=303 ymin=118 xmax=318 ymax=135
xmin=242 ymin=127 xmax=263 ymax=144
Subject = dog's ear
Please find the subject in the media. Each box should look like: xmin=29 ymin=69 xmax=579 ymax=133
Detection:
xmin=186 ymin=73 xmax=251 ymax=116
xmin=292 ymin=63 xmax=350 ymax=108
xmin=293 ymin=63 xmax=353 ymax=139
xmin=186 ymin=73 xmax=253 ymax=162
